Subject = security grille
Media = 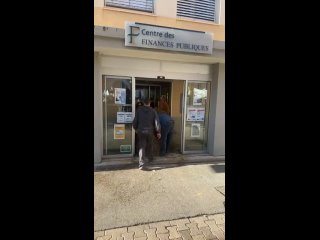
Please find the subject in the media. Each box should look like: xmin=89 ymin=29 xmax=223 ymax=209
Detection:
xmin=105 ymin=0 xmax=154 ymax=13
xmin=177 ymin=0 xmax=215 ymax=22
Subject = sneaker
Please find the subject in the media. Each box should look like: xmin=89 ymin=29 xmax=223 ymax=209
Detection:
xmin=139 ymin=166 xmax=144 ymax=170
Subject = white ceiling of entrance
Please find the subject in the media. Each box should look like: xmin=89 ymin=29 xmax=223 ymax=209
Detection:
xmin=95 ymin=46 xmax=224 ymax=64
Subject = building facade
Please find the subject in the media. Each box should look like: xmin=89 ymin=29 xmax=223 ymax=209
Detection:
xmin=94 ymin=0 xmax=225 ymax=163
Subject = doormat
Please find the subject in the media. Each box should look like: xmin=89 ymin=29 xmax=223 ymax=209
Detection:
xmin=215 ymin=186 xmax=225 ymax=196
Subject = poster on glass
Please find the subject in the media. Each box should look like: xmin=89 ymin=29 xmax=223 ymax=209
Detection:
xmin=187 ymin=107 xmax=197 ymax=121
xmin=115 ymin=88 xmax=126 ymax=104
xmin=117 ymin=112 xmax=125 ymax=123
xmin=193 ymin=88 xmax=207 ymax=106
xmin=191 ymin=123 xmax=201 ymax=137
xmin=196 ymin=108 xmax=205 ymax=121
xmin=114 ymin=124 xmax=125 ymax=140
xmin=125 ymin=112 xmax=133 ymax=123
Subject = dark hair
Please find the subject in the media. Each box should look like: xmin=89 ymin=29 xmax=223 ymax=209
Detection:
xmin=160 ymin=95 xmax=167 ymax=101
xmin=136 ymin=101 xmax=143 ymax=109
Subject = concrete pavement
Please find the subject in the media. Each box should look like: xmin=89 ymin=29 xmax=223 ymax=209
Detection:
xmin=94 ymin=161 xmax=225 ymax=240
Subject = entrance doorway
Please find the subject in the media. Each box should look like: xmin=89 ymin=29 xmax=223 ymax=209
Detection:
xmin=134 ymin=78 xmax=183 ymax=156
xmin=101 ymin=75 xmax=211 ymax=159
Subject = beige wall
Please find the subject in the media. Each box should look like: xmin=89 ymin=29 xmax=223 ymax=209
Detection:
xmin=206 ymin=63 xmax=224 ymax=156
xmin=96 ymin=0 xmax=224 ymax=26
xmin=219 ymin=0 xmax=225 ymax=25
xmin=94 ymin=7 xmax=225 ymax=41
xmin=171 ymin=81 xmax=183 ymax=118
xmin=171 ymin=80 xmax=184 ymax=152
xmin=94 ymin=52 xmax=103 ymax=163
xmin=155 ymin=0 xmax=178 ymax=18
xmin=213 ymin=63 xmax=225 ymax=155
xmin=94 ymin=0 xmax=104 ymax=7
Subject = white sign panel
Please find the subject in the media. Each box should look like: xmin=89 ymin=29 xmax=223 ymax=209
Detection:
xmin=187 ymin=107 xmax=197 ymax=121
xmin=117 ymin=112 xmax=125 ymax=123
xmin=196 ymin=108 xmax=205 ymax=121
xmin=117 ymin=112 xmax=133 ymax=123
xmin=125 ymin=112 xmax=133 ymax=123
xmin=191 ymin=123 xmax=201 ymax=138
xmin=125 ymin=22 xmax=213 ymax=54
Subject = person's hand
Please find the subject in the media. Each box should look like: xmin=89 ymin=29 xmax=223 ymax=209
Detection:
xmin=156 ymin=133 xmax=161 ymax=139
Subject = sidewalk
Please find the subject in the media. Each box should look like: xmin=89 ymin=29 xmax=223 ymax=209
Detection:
xmin=94 ymin=162 xmax=225 ymax=240
xmin=94 ymin=214 xmax=225 ymax=240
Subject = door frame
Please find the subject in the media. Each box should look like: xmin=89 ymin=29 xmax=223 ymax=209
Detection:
xmin=102 ymin=76 xmax=212 ymax=158
xmin=134 ymin=78 xmax=177 ymax=154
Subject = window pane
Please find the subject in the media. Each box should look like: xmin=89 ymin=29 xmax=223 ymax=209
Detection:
xmin=184 ymin=82 xmax=210 ymax=152
xmin=103 ymin=76 xmax=133 ymax=155
xmin=105 ymin=0 xmax=154 ymax=13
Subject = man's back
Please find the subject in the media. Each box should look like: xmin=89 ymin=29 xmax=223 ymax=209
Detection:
xmin=133 ymin=105 xmax=160 ymax=134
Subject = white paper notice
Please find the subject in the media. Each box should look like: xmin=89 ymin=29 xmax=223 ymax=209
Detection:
xmin=191 ymin=123 xmax=201 ymax=137
xmin=125 ymin=112 xmax=132 ymax=123
xmin=196 ymin=108 xmax=205 ymax=121
xmin=187 ymin=107 xmax=197 ymax=121
xmin=193 ymin=88 xmax=207 ymax=105
xmin=117 ymin=112 xmax=125 ymax=123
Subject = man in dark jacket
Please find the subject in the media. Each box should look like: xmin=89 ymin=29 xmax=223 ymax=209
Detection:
xmin=133 ymin=98 xmax=161 ymax=170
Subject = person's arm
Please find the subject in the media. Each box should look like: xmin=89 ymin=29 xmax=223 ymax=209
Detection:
xmin=132 ymin=110 xmax=138 ymax=130
xmin=154 ymin=110 xmax=161 ymax=139
xmin=165 ymin=103 xmax=170 ymax=114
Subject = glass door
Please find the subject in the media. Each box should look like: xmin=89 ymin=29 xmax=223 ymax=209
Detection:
xmin=102 ymin=75 xmax=133 ymax=156
xmin=183 ymin=81 xmax=210 ymax=153
xmin=135 ymin=83 xmax=161 ymax=109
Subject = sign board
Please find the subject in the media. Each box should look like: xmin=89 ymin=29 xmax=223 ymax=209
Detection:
xmin=120 ymin=145 xmax=132 ymax=153
xmin=114 ymin=124 xmax=125 ymax=140
xmin=125 ymin=22 xmax=213 ymax=54
xmin=191 ymin=123 xmax=201 ymax=137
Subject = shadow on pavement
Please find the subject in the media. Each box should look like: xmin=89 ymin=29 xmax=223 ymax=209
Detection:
xmin=210 ymin=164 xmax=225 ymax=173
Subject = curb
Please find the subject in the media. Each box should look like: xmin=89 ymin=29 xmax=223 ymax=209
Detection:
xmin=94 ymin=155 xmax=225 ymax=171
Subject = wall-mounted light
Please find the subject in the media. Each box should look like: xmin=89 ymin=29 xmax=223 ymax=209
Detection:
xmin=157 ymin=76 xmax=165 ymax=80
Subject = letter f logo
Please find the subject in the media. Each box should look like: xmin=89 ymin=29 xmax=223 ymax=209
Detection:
xmin=128 ymin=26 xmax=140 ymax=43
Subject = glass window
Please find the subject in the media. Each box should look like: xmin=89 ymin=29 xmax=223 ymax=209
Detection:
xmin=102 ymin=76 xmax=133 ymax=155
xmin=105 ymin=0 xmax=154 ymax=13
xmin=177 ymin=0 xmax=216 ymax=22
xmin=184 ymin=81 xmax=210 ymax=152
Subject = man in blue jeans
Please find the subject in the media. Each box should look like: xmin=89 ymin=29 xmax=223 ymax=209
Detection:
xmin=158 ymin=112 xmax=174 ymax=156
